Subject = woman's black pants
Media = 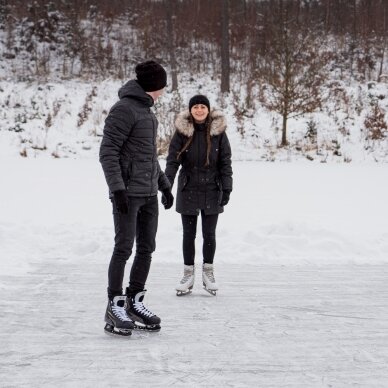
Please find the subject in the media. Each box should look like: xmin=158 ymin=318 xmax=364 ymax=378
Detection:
xmin=181 ymin=210 xmax=219 ymax=265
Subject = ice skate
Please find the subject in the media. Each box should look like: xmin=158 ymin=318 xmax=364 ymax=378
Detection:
xmin=202 ymin=263 xmax=218 ymax=296
xmin=126 ymin=289 xmax=161 ymax=332
xmin=104 ymin=295 xmax=134 ymax=337
xmin=176 ymin=265 xmax=195 ymax=296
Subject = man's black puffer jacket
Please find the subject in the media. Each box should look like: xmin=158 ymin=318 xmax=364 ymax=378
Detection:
xmin=99 ymin=80 xmax=170 ymax=197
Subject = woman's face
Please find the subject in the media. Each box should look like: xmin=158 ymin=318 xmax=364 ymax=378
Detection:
xmin=190 ymin=104 xmax=209 ymax=123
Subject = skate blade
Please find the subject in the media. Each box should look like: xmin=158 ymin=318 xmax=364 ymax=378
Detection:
xmin=203 ymin=286 xmax=217 ymax=296
xmin=104 ymin=323 xmax=132 ymax=337
xmin=133 ymin=322 xmax=161 ymax=332
xmin=176 ymin=289 xmax=192 ymax=296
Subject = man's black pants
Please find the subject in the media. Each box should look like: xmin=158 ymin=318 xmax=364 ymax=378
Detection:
xmin=108 ymin=196 xmax=158 ymax=299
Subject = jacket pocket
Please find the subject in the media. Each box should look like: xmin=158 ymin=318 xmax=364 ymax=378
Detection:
xmin=179 ymin=174 xmax=189 ymax=191
xmin=126 ymin=160 xmax=133 ymax=186
xmin=215 ymin=176 xmax=222 ymax=191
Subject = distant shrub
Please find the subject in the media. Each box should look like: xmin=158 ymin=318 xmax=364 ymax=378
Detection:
xmin=364 ymin=103 xmax=387 ymax=140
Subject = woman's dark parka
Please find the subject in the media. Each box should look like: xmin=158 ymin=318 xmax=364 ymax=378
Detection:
xmin=165 ymin=110 xmax=233 ymax=215
xmin=99 ymin=80 xmax=170 ymax=197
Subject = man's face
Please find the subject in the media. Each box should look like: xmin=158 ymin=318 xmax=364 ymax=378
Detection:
xmin=149 ymin=88 xmax=165 ymax=101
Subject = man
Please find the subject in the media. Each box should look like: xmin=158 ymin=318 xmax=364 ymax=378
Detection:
xmin=99 ymin=60 xmax=174 ymax=336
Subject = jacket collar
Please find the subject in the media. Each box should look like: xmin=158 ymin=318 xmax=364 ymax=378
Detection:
xmin=118 ymin=80 xmax=154 ymax=107
xmin=175 ymin=110 xmax=227 ymax=137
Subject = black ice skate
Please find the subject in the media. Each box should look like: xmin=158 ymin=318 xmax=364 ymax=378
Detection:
xmin=126 ymin=289 xmax=161 ymax=332
xmin=104 ymin=295 xmax=134 ymax=337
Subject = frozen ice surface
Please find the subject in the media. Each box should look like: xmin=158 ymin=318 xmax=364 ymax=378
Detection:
xmin=0 ymin=159 xmax=387 ymax=387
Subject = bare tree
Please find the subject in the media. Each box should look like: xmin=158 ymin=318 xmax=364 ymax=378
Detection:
xmin=165 ymin=0 xmax=178 ymax=91
xmin=378 ymin=0 xmax=388 ymax=80
xmin=221 ymin=0 xmax=230 ymax=93
xmin=259 ymin=3 xmax=327 ymax=146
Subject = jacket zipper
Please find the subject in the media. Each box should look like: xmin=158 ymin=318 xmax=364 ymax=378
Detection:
xmin=150 ymin=114 xmax=155 ymax=197
xmin=197 ymin=130 xmax=201 ymax=210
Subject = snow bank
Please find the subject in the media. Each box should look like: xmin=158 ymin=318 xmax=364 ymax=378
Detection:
xmin=1 ymin=76 xmax=388 ymax=162
xmin=1 ymin=158 xmax=387 ymax=278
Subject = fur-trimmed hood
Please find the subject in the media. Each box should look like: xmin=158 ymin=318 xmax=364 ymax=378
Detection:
xmin=175 ymin=109 xmax=227 ymax=137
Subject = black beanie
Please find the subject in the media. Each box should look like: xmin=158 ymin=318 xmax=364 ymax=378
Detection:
xmin=135 ymin=60 xmax=167 ymax=92
xmin=189 ymin=95 xmax=210 ymax=111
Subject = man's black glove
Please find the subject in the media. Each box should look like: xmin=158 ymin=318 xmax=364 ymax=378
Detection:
xmin=113 ymin=190 xmax=129 ymax=214
xmin=161 ymin=188 xmax=174 ymax=210
xmin=220 ymin=191 xmax=230 ymax=206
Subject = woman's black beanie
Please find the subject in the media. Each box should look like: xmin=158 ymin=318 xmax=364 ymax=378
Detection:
xmin=189 ymin=95 xmax=210 ymax=111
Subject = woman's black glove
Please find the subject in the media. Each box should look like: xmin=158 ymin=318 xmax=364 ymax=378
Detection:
xmin=113 ymin=190 xmax=129 ymax=214
xmin=220 ymin=191 xmax=231 ymax=206
xmin=161 ymin=188 xmax=174 ymax=209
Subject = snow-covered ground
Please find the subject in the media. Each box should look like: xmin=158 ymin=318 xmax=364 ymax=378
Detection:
xmin=1 ymin=158 xmax=388 ymax=387
xmin=1 ymin=77 xmax=388 ymax=163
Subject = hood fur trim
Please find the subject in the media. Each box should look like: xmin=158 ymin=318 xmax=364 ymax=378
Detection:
xmin=175 ymin=109 xmax=227 ymax=137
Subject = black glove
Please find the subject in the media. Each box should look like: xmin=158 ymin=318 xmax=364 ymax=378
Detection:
xmin=113 ymin=190 xmax=129 ymax=214
xmin=220 ymin=191 xmax=230 ymax=206
xmin=161 ymin=188 xmax=174 ymax=210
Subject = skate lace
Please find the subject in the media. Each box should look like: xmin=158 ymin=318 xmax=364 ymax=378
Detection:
xmin=133 ymin=301 xmax=154 ymax=318
xmin=112 ymin=304 xmax=131 ymax=322
xmin=204 ymin=270 xmax=215 ymax=283
xmin=180 ymin=271 xmax=192 ymax=284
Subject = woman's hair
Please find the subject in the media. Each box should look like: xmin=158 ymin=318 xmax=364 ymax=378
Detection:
xmin=176 ymin=114 xmax=212 ymax=167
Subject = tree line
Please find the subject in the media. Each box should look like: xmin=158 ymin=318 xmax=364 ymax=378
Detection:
xmin=1 ymin=0 xmax=388 ymax=145
xmin=2 ymin=0 xmax=387 ymax=82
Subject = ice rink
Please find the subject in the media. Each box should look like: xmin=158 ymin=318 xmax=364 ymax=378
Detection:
xmin=1 ymin=159 xmax=387 ymax=387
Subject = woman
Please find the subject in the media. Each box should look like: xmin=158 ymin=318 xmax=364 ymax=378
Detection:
xmin=164 ymin=95 xmax=233 ymax=296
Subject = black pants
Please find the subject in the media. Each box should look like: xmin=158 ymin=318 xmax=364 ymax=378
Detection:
xmin=181 ymin=210 xmax=219 ymax=266
xmin=107 ymin=196 xmax=158 ymax=299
